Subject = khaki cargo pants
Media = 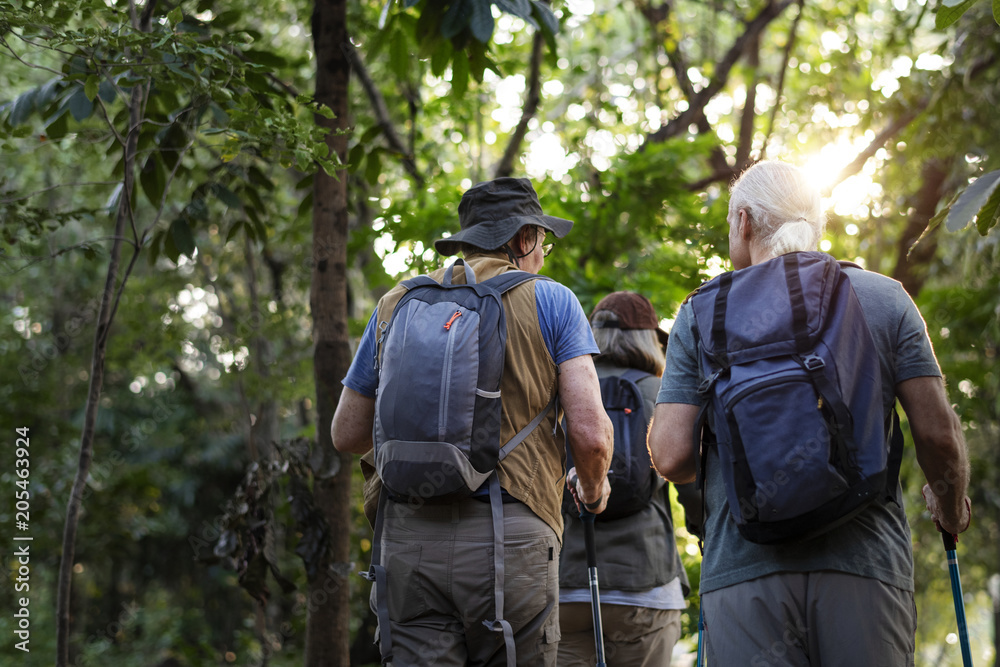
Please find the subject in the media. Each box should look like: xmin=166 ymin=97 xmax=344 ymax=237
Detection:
xmin=372 ymin=497 xmax=561 ymax=666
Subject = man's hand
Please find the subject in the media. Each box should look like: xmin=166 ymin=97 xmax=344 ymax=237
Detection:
xmin=567 ymin=467 xmax=611 ymax=515
xmin=922 ymin=484 xmax=972 ymax=538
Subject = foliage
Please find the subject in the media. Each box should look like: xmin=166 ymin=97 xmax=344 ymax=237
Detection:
xmin=3 ymin=0 xmax=1000 ymax=663
xmin=935 ymin=0 xmax=1000 ymax=29
xmin=375 ymin=0 xmax=560 ymax=90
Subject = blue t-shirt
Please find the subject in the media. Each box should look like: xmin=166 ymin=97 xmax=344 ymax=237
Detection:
xmin=343 ymin=278 xmax=598 ymax=398
xmin=657 ymin=262 xmax=941 ymax=594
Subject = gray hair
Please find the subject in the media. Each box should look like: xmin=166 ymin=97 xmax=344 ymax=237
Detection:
xmin=591 ymin=310 xmax=665 ymax=377
xmin=729 ymin=161 xmax=825 ymax=256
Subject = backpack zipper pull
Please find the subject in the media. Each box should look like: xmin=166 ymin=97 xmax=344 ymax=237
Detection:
xmin=443 ymin=310 xmax=463 ymax=330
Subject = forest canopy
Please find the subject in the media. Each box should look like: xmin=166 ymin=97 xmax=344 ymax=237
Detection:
xmin=1 ymin=0 xmax=999 ymax=665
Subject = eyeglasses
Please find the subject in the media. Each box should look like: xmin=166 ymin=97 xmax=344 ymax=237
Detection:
xmin=538 ymin=227 xmax=553 ymax=257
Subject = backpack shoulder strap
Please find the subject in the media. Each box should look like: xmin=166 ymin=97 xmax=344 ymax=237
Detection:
xmin=617 ymin=368 xmax=653 ymax=386
xmin=400 ymin=275 xmax=440 ymax=291
xmin=483 ymin=270 xmax=552 ymax=294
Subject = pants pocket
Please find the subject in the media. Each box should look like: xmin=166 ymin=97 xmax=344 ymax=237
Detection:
xmin=383 ymin=544 xmax=427 ymax=624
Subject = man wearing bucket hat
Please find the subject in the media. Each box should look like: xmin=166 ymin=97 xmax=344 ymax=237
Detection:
xmin=333 ymin=177 xmax=614 ymax=665
xmin=559 ymin=291 xmax=699 ymax=666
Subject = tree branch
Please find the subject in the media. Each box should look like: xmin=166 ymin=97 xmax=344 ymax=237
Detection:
xmin=647 ymin=0 xmax=795 ymax=145
xmin=56 ymin=2 xmax=158 ymax=662
xmin=760 ymin=0 xmax=803 ymax=160
xmin=341 ymin=41 xmax=424 ymax=186
xmin=494 ymin=31 xmax=545 ymax=179
xmin=735 ymin=33 xmax=760 ymax=170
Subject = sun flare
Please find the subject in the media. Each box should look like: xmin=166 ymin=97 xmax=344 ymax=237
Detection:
xmin=798 ymin=137 xmax=884 ymax=222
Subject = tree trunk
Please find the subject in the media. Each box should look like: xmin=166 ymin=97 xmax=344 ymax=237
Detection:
xmin=55 ymin=4 xmax=155 ymax=661
xmin=892 ymin=157 xmax=950 ymax=298
xmin=306 ymin=0 xmax=353 ymax=665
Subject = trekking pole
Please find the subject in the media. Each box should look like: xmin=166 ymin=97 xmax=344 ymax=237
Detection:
xmin=581 ymin=509 xmax=607 ymax=667
xmin=569 ymin=472 xmax=607 ymax=667
xmin=696 ymin=605 xmax=705 ymax=666
xmin=942 ymin=531 xmax=974 ymax=667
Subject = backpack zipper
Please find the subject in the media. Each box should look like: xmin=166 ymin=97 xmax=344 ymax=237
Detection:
xmin=439 ymin=308 xmax=461 ymax=439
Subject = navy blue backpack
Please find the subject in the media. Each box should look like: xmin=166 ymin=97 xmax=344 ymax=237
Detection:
xmin=364 ymin=259 xmax=555 ymax=667
xmin=689 ymin=252 xmax=903 ymax=545
xmin=564 ymin=369 xmax=657 ymax=521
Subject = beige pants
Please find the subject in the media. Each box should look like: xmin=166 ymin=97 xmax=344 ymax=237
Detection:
xmin=374 ymin=498 xmax=561 ymax=667
xmin=558 ymin=602 xmax=682 ymax=666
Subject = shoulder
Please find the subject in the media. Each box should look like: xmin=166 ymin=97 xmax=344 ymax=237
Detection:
xmin=533 ymin=278 xmax=588 ymax=320
xmin=533 ymin=277 xmax=577 ymax=301
xmin=841 ymin=266 xmax=916 ymax=318
xmin=841 ymin=265 xmax=905 ymax=295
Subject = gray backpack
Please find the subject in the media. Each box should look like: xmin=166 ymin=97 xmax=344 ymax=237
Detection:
xmin=364 ymin=259 xmax=555 ymax=666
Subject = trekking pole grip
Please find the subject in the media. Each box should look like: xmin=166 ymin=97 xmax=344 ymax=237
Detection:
xmin=942 ymin=531 xmax=957 ymax=552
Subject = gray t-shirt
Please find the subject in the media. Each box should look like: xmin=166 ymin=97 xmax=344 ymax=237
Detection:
xmin=657 ymin=262 xmax=941 ymax=594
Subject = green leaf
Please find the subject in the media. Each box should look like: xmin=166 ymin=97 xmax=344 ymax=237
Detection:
xmin=243 ymin=49 xmax=288 ymax=69
xmin=935 ymin=0 xmax=978 ymax=29
xmin=975 ymin=174 xmax=1000 ymax=235
xmin=378 ymin=0 xmax=395 ymax=29
xmin=495 ymin=0 xmax=533 ymax=21
xmin=441 ymin=0 xmax=470 ymax=39
xmin=34 ymin=78 xmax=63 ymax=111
xmin=430 ymin=39 xmax=454 ymax=78
xmin=8 ymin=88 xmax=38 ymax=126
xmin=532 ymin=0 xmax=559 ymax=36
xmin=451 ymin=51 xmax=470 ymax=96
xmin=390 ymin=30 xmax=410 ymax=79
xmin=225 ymin=220 xmax=244 ymax=243
xmin=168 ymin=7 xmax=183 ymax=26
xmin=45 ymin=112 xmax=69 ymax=141
xmin=213 ymin=184 xmax=243 ymax=209
xmin=313 ymin=102 xmax=335 ymax=120
xmin=67 ymin=88 xmax=94 ymax=121
xmin=468 ymin=0 xmax=495 ymax=43
xmin=170 ymin=218 xmax=197 ymax=258
xmin=98 ymin=79 xmax=117 ymax=104
xmin=297 ymin=190 xmax=314 ymax=219
xmin=365 ymin=149 xmax=382 ymax=184
xmin=360 ymin=125 xmax=383 ymax=145
xmin=348 ymin=144 xmax=366 ymax=173
xmin=84 ymin=76 xmax=99 ymax=102
xmin=946 ymin=170 xmax=1000 ymax=231
xmin=162 ymin=227 xmax=181 ymax=264
xmin=244 ymin=211 xmax=267 ymax=245
xmin=140 ymin=153 xmax=167 ymax=207
xmin=995 ymin=0 xmax=1000 ymax=25
xmin=212 ymin=10 xmax=243 ymax=27
xmin=148 ymin=231 xmax=163 ymax=266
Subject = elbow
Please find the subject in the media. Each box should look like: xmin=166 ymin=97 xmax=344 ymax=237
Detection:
xmin=648 ymin=430 xmax=696 ymax=484
xmin=651 ymin=450 xmax=695 ymax=484
xmin=571 ymin=414 xmax=614 ymax=467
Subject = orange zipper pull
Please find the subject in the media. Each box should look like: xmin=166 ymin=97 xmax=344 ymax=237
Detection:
xmin=443 ymin=310 xmax=462 ymax=330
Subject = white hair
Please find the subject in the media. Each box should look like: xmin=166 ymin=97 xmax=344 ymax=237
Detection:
xmin=729 ymin=161 xmax=825 ymax=256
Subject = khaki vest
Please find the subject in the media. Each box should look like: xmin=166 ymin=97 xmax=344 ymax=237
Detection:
xmin=361 ymin=252 xmax=567 ymax=538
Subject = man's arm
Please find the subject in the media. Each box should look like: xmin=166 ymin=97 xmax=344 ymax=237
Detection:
xmin=332 ymin=386 xmax=376 ymax=455
xmin=647 ymin=403 xmax=701 ymax=484
xmin=897 ymin=376 xmax=971 ymax=535
xmin=559 ymin=355 xmax=613 ymax=513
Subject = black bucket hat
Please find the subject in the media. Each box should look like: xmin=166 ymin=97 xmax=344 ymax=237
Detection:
xmin=434 ymin=177 xmax=574 ymax=256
